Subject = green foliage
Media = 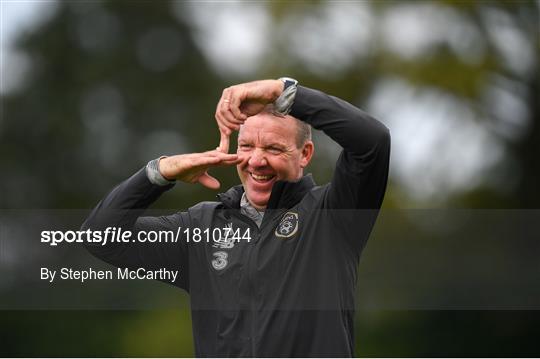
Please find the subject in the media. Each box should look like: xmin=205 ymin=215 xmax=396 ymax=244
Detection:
xmin=1 ymin=0 xmax=539 ymax=356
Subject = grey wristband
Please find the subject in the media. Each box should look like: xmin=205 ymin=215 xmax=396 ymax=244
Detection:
xmin=146 ymin=156 xmax=176 ymax=186
xmin=273 ymin=77 xmax=298 ymax=117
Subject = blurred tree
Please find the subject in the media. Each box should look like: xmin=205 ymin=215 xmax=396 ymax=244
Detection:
xmin=3 ymin=0 xmax=537 ymax=209
xmin=1 ymin=0 xmax=539 ymax=357
xmin=263 ymin=0 xmax=539 ymax=208
xmin=0 ymin=0 xmax=232 ymax=209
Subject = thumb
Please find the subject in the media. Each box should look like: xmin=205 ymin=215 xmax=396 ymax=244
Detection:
xmin=198 ymin=172 xmax=221 ymax=190
xmin=218 ymin=131 xmax=230 ymax=153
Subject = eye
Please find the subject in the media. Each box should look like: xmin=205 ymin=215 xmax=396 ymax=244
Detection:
xmin=239 ymin=144 xmax=253 ymax=151
xmin=267 ymin=147 xmax=283 ymax=155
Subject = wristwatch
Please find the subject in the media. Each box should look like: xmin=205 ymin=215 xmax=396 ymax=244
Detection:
xmin=146 ymin=156 xmax=176 ymax=186
xmin=273 ymin=77 xmax=298 ymax=117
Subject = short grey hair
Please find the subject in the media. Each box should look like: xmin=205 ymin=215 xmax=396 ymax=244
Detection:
xmin=293 ymin=117 xmax=312 ymax=148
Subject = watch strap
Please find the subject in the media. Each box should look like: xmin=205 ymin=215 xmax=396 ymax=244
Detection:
xmin=146 ymin=156 xmax=176 ymax=186
xmin=273 ymin=77 xmax=298 ymax=117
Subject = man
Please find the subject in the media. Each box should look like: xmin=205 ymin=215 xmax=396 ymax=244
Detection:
xmin=83 ymin=78 xmax=390 ymax=357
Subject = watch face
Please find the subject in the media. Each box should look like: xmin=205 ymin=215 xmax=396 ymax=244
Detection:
xmin=281 ymin=77 xmax=298 ymax=90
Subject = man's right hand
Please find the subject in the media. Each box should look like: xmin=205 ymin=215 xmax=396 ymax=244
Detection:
xmin=159 ymin=151 xmax=241 ymax=190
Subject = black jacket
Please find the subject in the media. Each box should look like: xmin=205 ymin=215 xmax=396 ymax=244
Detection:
xmin=82 ymin=86 xmax=391 ymax=357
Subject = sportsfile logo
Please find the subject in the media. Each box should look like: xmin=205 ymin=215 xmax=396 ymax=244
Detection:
xmin=40 ymin=226 xmax=251 ymax=246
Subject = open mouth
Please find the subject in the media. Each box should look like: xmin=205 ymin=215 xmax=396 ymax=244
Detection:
xmin=250 ymin=173 xmax=276 ymax=183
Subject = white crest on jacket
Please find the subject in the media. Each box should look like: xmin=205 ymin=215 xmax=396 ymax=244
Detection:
xmin=275 ymin=212 xmax=299 ymax=238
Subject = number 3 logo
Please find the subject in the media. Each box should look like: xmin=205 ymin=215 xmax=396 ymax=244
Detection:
xmin=212 ymin=251 xmax=228 ymax=270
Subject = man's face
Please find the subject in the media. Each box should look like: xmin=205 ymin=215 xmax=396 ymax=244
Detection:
xmin=236 ymin=113 xmax=313 ymax=210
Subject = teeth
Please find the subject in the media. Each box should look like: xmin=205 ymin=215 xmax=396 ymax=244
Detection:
xmin=251 ymin=173 xmax=273 ymax=181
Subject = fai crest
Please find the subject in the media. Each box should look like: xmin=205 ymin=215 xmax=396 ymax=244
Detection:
xmin=275 ymin=212 xmax=299 ymax=238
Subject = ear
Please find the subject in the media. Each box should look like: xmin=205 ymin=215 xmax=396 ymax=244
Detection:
xmin=299 ymin=141 xmax=314 ymax=168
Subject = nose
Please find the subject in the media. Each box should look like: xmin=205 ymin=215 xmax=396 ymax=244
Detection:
xmin=248 ymin=148 xmax=268 ymax=167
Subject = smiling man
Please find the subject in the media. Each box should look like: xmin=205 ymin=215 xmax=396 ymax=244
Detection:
xmin=83 ymin=78 xmax=390 ymax=357
xmin=236 ymin=111 xmax=313 ymax=210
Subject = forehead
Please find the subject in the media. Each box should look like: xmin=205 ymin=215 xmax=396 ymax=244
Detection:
xmin=238 ymin=113 xmax=297 ymax=145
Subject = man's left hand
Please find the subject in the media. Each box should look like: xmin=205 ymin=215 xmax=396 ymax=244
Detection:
xmin=215 ymin=79 xmax=283 ymax=152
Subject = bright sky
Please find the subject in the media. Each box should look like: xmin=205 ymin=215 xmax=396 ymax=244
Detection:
xmin=1 ymin=1 xmax=57 ymax=47
xmin=1 ymin=0 xmax=58 ymax=93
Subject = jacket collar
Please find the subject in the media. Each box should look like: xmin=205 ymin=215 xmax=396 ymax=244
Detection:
xmin=217 ymin=174 xmax=316 ymax=210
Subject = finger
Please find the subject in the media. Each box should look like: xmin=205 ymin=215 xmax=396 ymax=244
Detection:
xmin=217 ymin=121 xmax=231 ymax=136
xmin=198 ymin=172 xmax=220 ymax=190
xmin=215 ymin=112 xmax=238 ymax=135
xmin=220 ymin=102 xmax=243 ymax=127
xmin=218 ymin=131 xmax=230 ymax=153
xmin=215 ymin=103 xmax=236 ymax=136
xmin=217 ymin=96 xmax=242 ymax=126
xmin=203 ymin=154 xmax=241 ymax=168
xmin=222 ymin=120 xmax=240 ymax=132
xmin=218 ymin=157 xmax=242 ymax=166
xmin=215 ymin=94 xmax=224 ymax=121
xmin=220 ymin=91 xmax=244 ymax=126
xmin=190 ymin=155 xmax=222 ymax=168
xmin=219 ymin=87 xmax=238 ymax=122
xmin=229 ymin=89 xmax=247 ymax=121
xmin=196 ymin=153 xmax=239 ymax=167
xmin=236 ymin=155 xmax=249 ymax=168
xmin=209 ymin=150 xmax=241 ymax=162
xmin=208 ymin=149 xmax=238 ymax=158
xmin=201 ymin=159 xmax=240 ymax=171
xmin=221 ymin=87 xmax=231 ymax=101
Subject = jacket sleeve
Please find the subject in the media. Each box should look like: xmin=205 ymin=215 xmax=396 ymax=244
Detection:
xmin=290 ymin=86 xmax=391 ymax=210
xmin=81 ymin=167 xmax=189 ymax=290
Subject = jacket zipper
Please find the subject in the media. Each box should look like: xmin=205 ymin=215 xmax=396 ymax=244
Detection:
xmin=245 ymin=210 xmax=285 ymax=356
xmin=233 ymin=212 xmax=260 ymax=356
xmin=229 ymin=210 xmax=284 ymax=356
